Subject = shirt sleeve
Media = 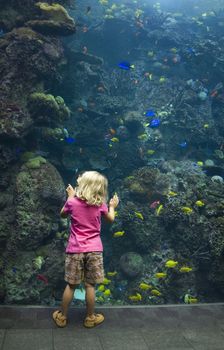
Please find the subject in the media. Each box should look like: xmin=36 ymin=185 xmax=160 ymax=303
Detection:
xmin=100 ymin=202 xmax=108 ymax=216
xmin=62 ymin=198 xmax=75 ymax=215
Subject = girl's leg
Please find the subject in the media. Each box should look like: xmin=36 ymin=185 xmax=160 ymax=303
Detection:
xmin=61 ymin=283 xmax=76 ymax=317
xmin=85 ymin=282 xmax=95 ymax=317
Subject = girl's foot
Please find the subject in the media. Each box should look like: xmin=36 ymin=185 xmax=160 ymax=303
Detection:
xmin=52 ymin=310 xmax=67 ymax=328
xmin=84 ymin=313 xmax=104 ymax=328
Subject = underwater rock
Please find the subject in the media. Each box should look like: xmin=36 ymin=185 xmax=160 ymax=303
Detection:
xmin=211 ymin=175 xmax=223 ymax=183
xmin=26 ymin=2 xmax=75 ymax=36
xmin=0 ymin=101 xmax=33 ymax=139
xmin=123 ymin=111 xmax=145 ymax=134
xmin=13 ymin=160 xmax=65 ymax=249
xmin=119 ymin=252 xmax=143 ymax=278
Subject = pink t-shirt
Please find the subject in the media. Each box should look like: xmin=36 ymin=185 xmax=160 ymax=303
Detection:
xmin=63 ymin=197 xmax=108 ymax=253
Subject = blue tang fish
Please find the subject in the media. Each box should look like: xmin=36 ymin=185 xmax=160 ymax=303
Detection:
xmin=118 ymin=61 xmax=135 ymax=70
xmin=149 ymin=119 xmax=160 ymax=128
xmin=65 ymin=137 xmax=75 ymax=144
xmin=145 ymin=109 xmax=155 ymax=117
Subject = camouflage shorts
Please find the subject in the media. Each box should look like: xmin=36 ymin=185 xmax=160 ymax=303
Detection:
xmin=64 ymin=252 xmax=104 ymax=285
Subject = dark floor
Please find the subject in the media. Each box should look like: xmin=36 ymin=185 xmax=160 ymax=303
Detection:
xmin=0 ymin=303 xmax=224 ymax=350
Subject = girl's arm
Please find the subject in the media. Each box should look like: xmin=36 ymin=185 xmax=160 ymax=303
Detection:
xmin=60 ymin=184 xmax=76 ymax=217
xmin=104 ymin=194 xmax=119 ymax=222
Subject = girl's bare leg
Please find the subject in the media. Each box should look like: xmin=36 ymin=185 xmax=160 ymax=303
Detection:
xmin=61 ymin=283 xmax=76 ymax=317
xmin=85 ymin=282 xmax=95 ymax=317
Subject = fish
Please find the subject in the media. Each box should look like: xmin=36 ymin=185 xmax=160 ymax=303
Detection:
xmin=109 ymin=128 xmax=116 ymax=135
xmin=184 ymin=294 xmax=198 ymax=304
xmin=149 ymin=119 xmax=160 ymax=128
xmin=150 ymin=200 xmax=160 ymax=209
xmin=197 ymin=161 xmax=204 ymax=166
xmin=147 ymin=51 xmax=154 ymax=57
xmin=165 ymin=260 xmax=178 ymax=268
xmin=144 ymin=109 xmax=155 ymax=117
xmin=134 ymin=212 xmax=144 ymax=220
xmin=102 ymin=278 xmax=111 ymax=285
xmin=139 ymin=283 xmax=152 ymax=290
xmin=113 ymin=231 xmax=125 ymax=237
xmin=103 ymin=289 xmax=111 ymax=297
xmin=159 ymin=77 xmax=166 ymax=83
xmin=179 ymin=141 xmax=187 ymax=148
xmin=155 ymin=272 xmax=167 ymax=278
xmin=147 ymin=150 xmax=155 ymax=155
xmin=99 ymin=0 xmax=108 ymax=4
xmin=170 ymin=47 xmax=178 ymax=53
xmin=64 ymin=137 xmax=75 ymax=144
xmin=118 ymin=61 xmax=135 ymax=70
xmin=155 ymin=204 xmax=163 ymax=216
xmin=129 ymin=293 xmax=142 ymax=301
xmin=168 ymin=191 xmax=178 ymax=197
xmin=86 ymin=6 xmax=91 ymax=13
xmin=97 ymin=285 xmax=105 ymax=292
xmin=97 ymin=296 xmax=104 ymax=302
xmin=181 ymin=207 xmax=193 ymax=214
xmin=82 ymin=46 xmax=88 ymax=54
xmin=36 ymin=274 xmax=48 ymax=284
xmin=138 ymin=133 xmax=148 ymax=141
xmin=179 ymin=267 xmax=193 ymax=273
xmin=107 ymin=271 xmax=117 ymax=277
xmin=12 ymin=267 xmax=17 ymax=273
xmin=151 ymin=289 xmax=162 ymax=296
xmin=195 ymin=200 xmax=205 ymax=207
xmin=110 ymin=137 xmax=119 ymax=142
xmin=204 ymin=124 xmax=209 ymax=128
xmin=114 ymin=211 xmax=118 ymax=217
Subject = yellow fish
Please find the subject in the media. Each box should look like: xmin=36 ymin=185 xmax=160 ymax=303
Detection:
xmin=97 ymin=285 xmax=105 ymax=292
xmin=204 ymin=123 xmax=209 ymax=128
xmin=159 ymin=76 xmax=166 ymax=83
xmin=114 ymin=211 xmax=118 ymax=217
xmin=129 ymin=293 xmax=142 ymax=301
xmin=170 ymin=47 xmax=178 ymax=53
xmin=147 ymin=149 xmax=155 ymax=155
xmin=179 ymin=266 xmax=193 ymax=273
xmin=197 ymin=161 xmax=204 ymax=166
xmin=188 ymin=297 xmax=198 ymax=304
xmin=99 ymin=0 xmax=108 ymax=4
xmin=97 ymin=296 xmax=104 ymax=302
xmin=102 ymin=278 xmax=111 ymax=285
xmin=151 ymin=289 xmax=162 ymax=296
xmin=155 ymin=272 xmax=167 ymax=278
xmin=195 ymin=200 xmax=205 ymax=207
xmin=165 ymin=260 xmax=178 ymax=268
xmin=103 ymin=289 xmax=111 ymax=297
xmin=147 ymin=51 xmax=154 ymax=57
xmin=111 ymin=137 xmax=119 ymax=142
xmin=107 ymin=271 xmax=117 ymax=277
xmin=111 ymin=3 xmax=117 ymax=10
xmin=113 ymin=231 xmax=125 ymax=237
xmin=143 ymin=122 xmax=150 ymax=127
xmin=139 ymin=282 xmax=152 ymax=290
xmin=168 ymin=191 xmax=178 ymax=197
xmin=135 ymin=9 xmax=144 ymax=18
xmin=138 ymin=133 xmax=148 ymax=141
xmin=156 ymin=204 xmax=163 ymax=216
xmin=181 ymin=207 xmax=193 ymax=214
xmin=134 ymin=212 xmax=144 ymax=220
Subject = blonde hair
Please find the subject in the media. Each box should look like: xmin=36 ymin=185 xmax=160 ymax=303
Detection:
xmin=75 ymin=171 xmax=108 ymax=206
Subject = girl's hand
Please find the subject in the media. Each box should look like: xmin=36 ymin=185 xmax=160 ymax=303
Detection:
xmin=66 ymin=184 xmax=75 ymax=198
xmin=109 ymin=193 xmax=119 ymax=208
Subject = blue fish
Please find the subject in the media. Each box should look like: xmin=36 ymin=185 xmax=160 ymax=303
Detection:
xmin=65 ymin=137 xmax=75 ymax=144
xmin=149 ymin=119 xmax=160 ymax=128
xmin=0 ymin=29 xmax=4 ymax=37
xmin=118 ymin=61 xmax=135 ymax=70
xmin=145 ymin=109 xmax=155 ymax=117
xmin=179 ymin=141 xmax=187 ymax=148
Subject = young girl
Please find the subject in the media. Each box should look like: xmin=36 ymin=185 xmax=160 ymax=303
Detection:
xmin=52 ymin=171 xmax=119 ymax=328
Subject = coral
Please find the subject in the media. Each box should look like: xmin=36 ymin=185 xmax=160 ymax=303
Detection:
xmin=25 ymin=156 xmax=47 ymax=169
xmin=26 ymin=2 xmax=76 ymax=35
xmin=28 ymin=92 xmax=70 ymax=124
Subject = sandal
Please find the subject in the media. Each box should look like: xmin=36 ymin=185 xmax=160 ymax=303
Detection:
xmin=84 ymin=313 xmax=104 ymax=328
xmin=52 ymin=310 xmax=67 ymax=328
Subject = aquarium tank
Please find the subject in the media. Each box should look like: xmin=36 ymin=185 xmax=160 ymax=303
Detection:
xmin=1 ymin=0 xmax=224 ymax=307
